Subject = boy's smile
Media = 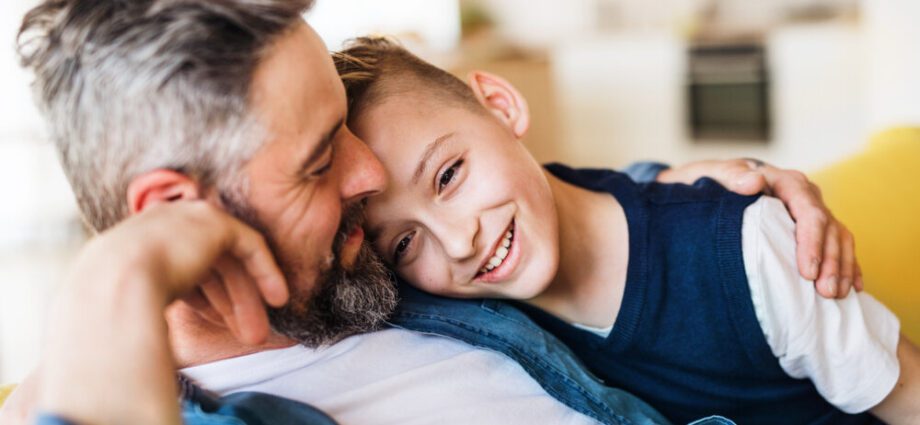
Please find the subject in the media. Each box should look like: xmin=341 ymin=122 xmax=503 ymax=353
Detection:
xmin=353 ymin=82 xmax=561 ymax=301
xmin=475 ymin=219 xmax=520 ymax=283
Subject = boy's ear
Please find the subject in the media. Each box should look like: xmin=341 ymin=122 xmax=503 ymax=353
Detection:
xmin=467 ymin=70 xmax=530 ymax=139
xmin=126 ymin=169 xmax=203 ymax=215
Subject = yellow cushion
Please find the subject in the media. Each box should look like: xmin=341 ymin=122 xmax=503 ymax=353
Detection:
xmin=0 ymin=383 xmax=16 ymax=408
xmin=811 ymin=127 xmax=920 ymax=342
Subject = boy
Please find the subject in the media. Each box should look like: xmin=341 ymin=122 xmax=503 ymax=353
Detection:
xmin=334 ymin=37 xmax=919 ymax=424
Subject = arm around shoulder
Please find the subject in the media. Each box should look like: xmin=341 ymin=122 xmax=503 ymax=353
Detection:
xmin=742 ymin=197 xmax=902 ymax=414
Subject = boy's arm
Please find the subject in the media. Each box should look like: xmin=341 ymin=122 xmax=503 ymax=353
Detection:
xmin=871 ymin=337 xmax=920 ymax=424
xmin=629 ymin=158 xmax=858 ymax=299
xmin=742 ymin=197 xmax=904 ymax=417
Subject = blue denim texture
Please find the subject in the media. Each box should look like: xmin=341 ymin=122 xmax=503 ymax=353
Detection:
xmin=390 ymin=284 xmax=679 ymax=425
xmin=32 ymin=391 xmax=339 ymax=425
xmin=178 ymin=379 xmax=338 ymax=425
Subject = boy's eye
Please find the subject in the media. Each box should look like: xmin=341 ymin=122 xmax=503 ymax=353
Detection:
xmin=393 ymin=231 xmax=415 ymax=263
xmin=438 ymin=159 xmax=463 ymax=193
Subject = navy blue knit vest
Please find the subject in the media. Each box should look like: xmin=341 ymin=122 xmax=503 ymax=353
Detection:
xmin=516 ymin=164 xmax=882 ymax=425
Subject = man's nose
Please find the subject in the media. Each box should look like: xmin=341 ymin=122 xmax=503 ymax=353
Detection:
xmin=338 ymin=128 xmax=387 ymax=203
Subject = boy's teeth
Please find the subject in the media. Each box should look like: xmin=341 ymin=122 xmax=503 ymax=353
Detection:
xmin=481 ymin=228 xmax=514 ymax=275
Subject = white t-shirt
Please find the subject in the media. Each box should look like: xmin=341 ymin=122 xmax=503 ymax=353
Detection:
xmin=576 ymin=197 xmax=901 ymax=414
xmin=182 ymin=328 xmax=600 ymax=425
xmin=741 ymin=197 xmax=900 ymax=413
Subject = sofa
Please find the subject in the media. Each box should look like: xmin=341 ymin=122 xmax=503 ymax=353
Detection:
xmin=810 ymin=126 xmax=920 ymax=343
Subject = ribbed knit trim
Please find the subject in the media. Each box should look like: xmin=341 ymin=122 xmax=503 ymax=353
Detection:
xmin=715 ymin=193 xmax=777 ymax=368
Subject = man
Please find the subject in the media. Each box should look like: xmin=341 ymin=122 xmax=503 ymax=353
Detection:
xmin=2 ymin=0 xmax=861 ymax=424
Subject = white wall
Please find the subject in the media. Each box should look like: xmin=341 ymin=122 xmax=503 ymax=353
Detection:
xmin=306 ymin=0 xmax=460 ymax=52
xmin=863 ymin=0 xmax=920 ymax=132
xmin=0 ymin=0 xmax=85 ymax=384
xmin=551 ymin=22 xmax=869 ymax=171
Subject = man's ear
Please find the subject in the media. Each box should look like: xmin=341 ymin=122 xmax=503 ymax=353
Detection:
xmin=467 ymin=70 xmax=530 ymax=139
xmin=126 ymin=169 xmax=203 ymax=214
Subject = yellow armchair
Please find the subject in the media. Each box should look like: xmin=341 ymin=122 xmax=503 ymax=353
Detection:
xmin=0 ymin=383 xmax=15 ymax=408
xmin=811 ymin=127 xmax=920 ymax=342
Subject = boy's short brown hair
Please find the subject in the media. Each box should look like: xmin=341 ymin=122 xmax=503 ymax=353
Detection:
xmin=333 ymin=36 xmax=483 ymax=118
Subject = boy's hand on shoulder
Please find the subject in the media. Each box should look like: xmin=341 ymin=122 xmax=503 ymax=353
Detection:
xmin=657 ymin=158 xmax=860 ymax=299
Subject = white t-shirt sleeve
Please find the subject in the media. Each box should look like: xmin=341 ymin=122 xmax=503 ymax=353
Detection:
xmin=741 ymin=197 xmax=901 ymax=414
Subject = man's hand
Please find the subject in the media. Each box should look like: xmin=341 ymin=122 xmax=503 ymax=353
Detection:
xmin=657 ymin=159 xmax=860 ymax=299
xmin=37 ymin=201 xmax=288 ymax=425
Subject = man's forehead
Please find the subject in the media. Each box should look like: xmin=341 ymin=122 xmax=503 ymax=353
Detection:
xmin=249 ymin=22 xmax=346 ymax=149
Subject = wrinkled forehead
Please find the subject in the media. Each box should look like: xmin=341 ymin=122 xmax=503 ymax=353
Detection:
xmin=251 ymin=22 xmax=347 ymax=137
xmin=244 ymin=21 xmax=348 ymax=196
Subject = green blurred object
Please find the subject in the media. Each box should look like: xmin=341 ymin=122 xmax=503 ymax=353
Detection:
xmin=459 ymin=1 xmax=494 ymax=37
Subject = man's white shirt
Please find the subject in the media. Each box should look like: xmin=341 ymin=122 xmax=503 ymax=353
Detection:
xmin=182 ymin=328 xmax=601 ymax=425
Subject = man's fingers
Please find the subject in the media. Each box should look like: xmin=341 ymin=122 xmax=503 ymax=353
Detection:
xmin=816 ymin=224 xmax=841 ymax=298
xmin=177 ymin=289 xmax=225 ymax=326
xmin=837 ymin=227 xmax=856 ymax=298
xmin=215 ymin=256 xmax=272 ymax=345
xmin=792 ymin=208 xmax=827 ymax=281
xmin=731 ymin=171 xmax=767 ymax=195
xmin=767 ymin=168 xmax=828 ymax=281
xmin=854 ymin=260 xmax=865 ymax=292
xmin=224 ymin=221 xmax=288 ymax=308
xmin=200 ymin=276 xmax=239 ymax=336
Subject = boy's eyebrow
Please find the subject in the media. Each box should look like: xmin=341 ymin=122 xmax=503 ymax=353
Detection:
xmin=412 ymin=132 xmax=455 ymax=185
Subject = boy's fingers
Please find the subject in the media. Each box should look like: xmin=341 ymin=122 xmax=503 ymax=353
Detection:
xmin=215 ymin=256 xmax=271 ymax=345
xmin=816 ymin=224 xmax=841 ymax=299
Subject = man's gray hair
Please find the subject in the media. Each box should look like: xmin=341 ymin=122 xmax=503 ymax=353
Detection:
xmin=17 ymin=0 xmax=314 ymax=231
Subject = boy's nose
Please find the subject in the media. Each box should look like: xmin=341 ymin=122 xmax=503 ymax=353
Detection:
xmin=338 ymin=128 xmax=387 ymax=203
xmin=431 ymin=214 xmax=479 ymax=262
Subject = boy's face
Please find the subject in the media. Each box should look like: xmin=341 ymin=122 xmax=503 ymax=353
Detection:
xmin=353 ymin=87 xmax=560 ymax=300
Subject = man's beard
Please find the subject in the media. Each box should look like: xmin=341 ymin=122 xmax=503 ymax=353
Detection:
xmin=221 ymin=192 xmax=398 ymax=347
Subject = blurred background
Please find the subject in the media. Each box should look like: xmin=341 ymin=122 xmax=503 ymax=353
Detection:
xmin=2 ymin=0 xmax=919 ymax=383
